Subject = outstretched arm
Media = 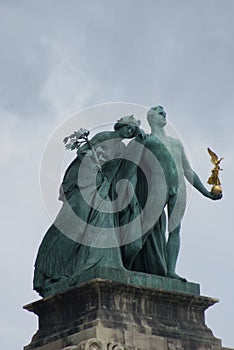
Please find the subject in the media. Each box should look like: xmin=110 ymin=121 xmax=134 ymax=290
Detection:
xmin=181 ymin=145 xmax=222 ymax=200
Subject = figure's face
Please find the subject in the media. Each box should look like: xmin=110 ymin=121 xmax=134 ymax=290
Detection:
xmin=150 ymin=106 xmax=167 ymax=128
xmin=117 ymin=124 xmax=136 ymax=138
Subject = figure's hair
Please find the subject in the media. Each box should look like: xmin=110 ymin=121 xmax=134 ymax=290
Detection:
xmin=114 ymin=122 xmax=127 ymax=131
xmin=114 ymin=122 xmax=140 ymax=137
xmin=114 ymin=114 xmax=141 ymax=133
xmin=147 ymin=109 xmax=155 ymax=127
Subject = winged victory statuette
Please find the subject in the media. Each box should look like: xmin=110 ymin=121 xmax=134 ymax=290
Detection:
xmin=207 ymin=147 xmax=223 ymax=195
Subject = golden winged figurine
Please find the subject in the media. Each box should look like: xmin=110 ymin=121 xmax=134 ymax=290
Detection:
xmin=207 ymin=147 xmax=223 ymax=194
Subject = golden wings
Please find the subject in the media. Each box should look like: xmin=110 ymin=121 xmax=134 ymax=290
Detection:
xmin=207 ymin=147 xmax=223 ymax=167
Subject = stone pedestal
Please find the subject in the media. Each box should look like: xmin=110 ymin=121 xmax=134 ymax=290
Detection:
xmin=24 ymin=277 xmax=229 ymax=350
xmin=41 ymin=266 xmax=200 ymax=298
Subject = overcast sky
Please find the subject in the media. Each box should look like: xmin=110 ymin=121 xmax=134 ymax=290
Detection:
xmin=1 ymin=1 xmax=234 ymax=349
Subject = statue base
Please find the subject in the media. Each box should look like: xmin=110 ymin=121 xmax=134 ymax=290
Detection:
xmin=41 ymin=266 xmax=200 ymax=297
xmin=24 ymin=277 xmax=230 ymax=350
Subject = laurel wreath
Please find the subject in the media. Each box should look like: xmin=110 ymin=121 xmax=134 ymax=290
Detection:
xmin=63 ymin=128 xmax=90 ymax=150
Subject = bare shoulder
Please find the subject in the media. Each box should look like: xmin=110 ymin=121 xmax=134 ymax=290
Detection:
xmin=167 ymin=136 xmax=183 ymax=148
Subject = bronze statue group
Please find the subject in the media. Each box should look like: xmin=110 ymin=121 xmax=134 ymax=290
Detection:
xmin=33 ymin=106 xmax=222 ymax=297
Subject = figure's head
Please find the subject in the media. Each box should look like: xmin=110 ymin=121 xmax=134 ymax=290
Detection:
xmin=114 ymin=114 xmax=141 ymax=138
xmin=147 ymin=105 xmax=167 ymax=129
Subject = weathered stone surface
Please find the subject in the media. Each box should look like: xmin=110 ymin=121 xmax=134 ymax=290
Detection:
xmin=24 ymin=278 xmax=227 ymax=350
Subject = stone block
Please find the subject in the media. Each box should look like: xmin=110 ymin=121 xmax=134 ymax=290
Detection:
xmin=24 ymin=278 xmax=225 ymax=350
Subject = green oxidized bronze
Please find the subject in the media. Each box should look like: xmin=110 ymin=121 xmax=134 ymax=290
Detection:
xmin=33 ymin=116 xmax=142 ymax=297
xmin=33 ymin=107 xmax=222 ymax=298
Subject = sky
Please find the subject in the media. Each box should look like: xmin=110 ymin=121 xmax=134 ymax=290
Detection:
xmin=0 ymin=0 xmax=234 ymax=348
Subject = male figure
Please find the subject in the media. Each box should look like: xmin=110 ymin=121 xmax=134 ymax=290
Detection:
xmin=146 ymin=105 xmax=222 ymax=280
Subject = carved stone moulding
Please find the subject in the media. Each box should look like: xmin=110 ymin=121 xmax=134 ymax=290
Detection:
xmin=62 ymin=338 xmax=124 ymax=350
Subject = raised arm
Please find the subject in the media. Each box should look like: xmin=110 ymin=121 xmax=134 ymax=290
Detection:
xmin=181 ymin=144 xmax=222 ymax=200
